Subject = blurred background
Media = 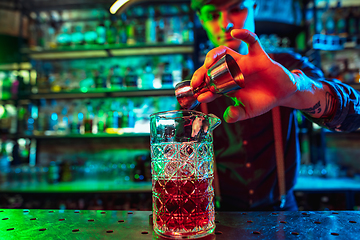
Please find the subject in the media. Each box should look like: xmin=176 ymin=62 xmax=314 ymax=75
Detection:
xmin=0 ymin=0 xmax=360 ymax=211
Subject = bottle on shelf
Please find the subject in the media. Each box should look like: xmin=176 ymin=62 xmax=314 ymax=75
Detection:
xmin=0 ymin=71 xmax=12 ymax=100
xmin=96 ymin=108 xmax=106 ymax=134
xmin=133 ymin=6 xmax=146 ymax=44
xmin=161 ymin=62 xmax=174 ymax=88
xmin=124 ymin=67 xmax=138 ymax=88
xmin=145 ymin=6 xmax=157 ymax=44
xmin=117 ymin=14 xmax=128 ymax=44
xmin=47 ymin=161 xmax=60 ymax=184
xmin=347 ymin=8 xmax=358 ymax=37
xmin=96 ymin=17 xmax=106 ymax=45
xmin=106 ymin=15 xmax=118 ymax=45
xmin=334 ymin=2 xmax=349 ymax=38
xmin=181 ymin=15 xmax=194 ymax=43
xmin=109 ymin=65 xmax=123 ymax=89
xmin=68 ymin=102 xmax=79 ymax=134
xmin=84 ymin=23 xmax=97 ymax=46
xmin=37 ymin=99 xmax=48 ymax=135
xmin=57 ymin=105 xmax=69 ymax=135
xmin=322 ymin=2 xmax=336 ymax=35
xmin=83 ymin=102 xmax=94 ymax=134
xmin=71 ymin=24 xmax=85 ymax=46
xmin=141 ymin=62 xmax=155 ymax=89
xmin=56 ymin=24 xmax=72 ymax=48
xmin=48 ymin=100 xmax=59 ymax=134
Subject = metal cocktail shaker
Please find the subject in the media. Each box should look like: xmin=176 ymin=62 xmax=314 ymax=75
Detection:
xmin=175 ymin=54 xmax=245 ymax=110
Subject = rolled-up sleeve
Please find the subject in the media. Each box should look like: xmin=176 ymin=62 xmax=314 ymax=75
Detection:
xmin=274 ymin=51 xmax=360 ymax=133
xmin=310 ymin=79 xmax=360 ymax=132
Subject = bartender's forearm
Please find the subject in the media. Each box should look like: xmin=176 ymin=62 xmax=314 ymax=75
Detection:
xmin=282 ymin=69 xmax=337 ymax=119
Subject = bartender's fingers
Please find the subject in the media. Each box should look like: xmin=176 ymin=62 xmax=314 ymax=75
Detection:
xmin=223 ymin=105 xmax=246 ymax=123
xmin=230 ymin=29 xmax=265 ymax=56
xmin=204 ymin=46 xmax=241 ymax=69
xmin=197 ymin=91 xmax=218 ymax=103
xmin=190 ymin=65 xmax=207 ymax=89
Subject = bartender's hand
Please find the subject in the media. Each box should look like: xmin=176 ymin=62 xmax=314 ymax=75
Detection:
xmin=191 ymin=29 xmax=336 ymax=123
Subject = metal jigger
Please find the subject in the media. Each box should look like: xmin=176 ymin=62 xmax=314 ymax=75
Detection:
xmin=175 ymin=54 xmax=245 ymax=109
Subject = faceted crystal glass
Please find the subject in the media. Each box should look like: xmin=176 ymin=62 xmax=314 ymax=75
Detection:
xmin=150 ymin=110 xmax=220 ymax=239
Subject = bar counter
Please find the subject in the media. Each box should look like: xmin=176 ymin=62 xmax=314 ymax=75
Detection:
xmin=1 ymin=209 xmax=359 ymax=239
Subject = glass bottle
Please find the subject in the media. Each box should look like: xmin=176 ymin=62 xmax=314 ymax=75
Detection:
xmin=71 ymin=24 xmax=84 ymax=46
xmin=56 ymin=24 xmax=71 ymax=48
xmin=145 ymin=6 xmax=157 ymax=44
xmin=161 ymin=62 xmax=173 ymax=88
xmin=84 ymin=102 xmax=94 ymax=134
xmin=124 ymin=67 xmax=138 ymax=88
xmin=84 ymin=23 xmax=97 ymax=46
xmin=1 ymin=71 xmax=12 ymax=100
xmin=109 ymin=65 xmax=123 ymax=89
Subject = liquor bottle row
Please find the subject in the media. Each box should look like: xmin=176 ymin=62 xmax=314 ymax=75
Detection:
xmin=34 ymin=55 xmax=194 ymax=93
xmin=14 ymin=96 xmax=177 ymax=136
xmin=306 ymin=3 xmax=360 ymax=46
xmin=28 ymin=4 xmax=194 ymax=50
xmin=0 ymin=139 xmax=151 ymax=188
xmin=0 ymin=70 xmax=34 ymax=100
xmin=320 ymin=49 xmax=360 ymax=84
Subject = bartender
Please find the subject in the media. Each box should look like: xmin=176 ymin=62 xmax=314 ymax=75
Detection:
xmin=189 ymin=0 xmax=360 ymax=211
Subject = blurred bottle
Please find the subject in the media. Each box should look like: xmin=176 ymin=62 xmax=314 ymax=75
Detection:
xmin=141 ymin=62 xmax=155 ymax=89
xmin=84 ymin=23 xmax=97 ymax=46
xmin=106 ymin=16 xmax=118 ymax=45
xmin=97 ymin=108 xmax=106 ymax=133
xmin=69 ymin=102 xmax=79 ymax=134
xmin=94 ymin=65 xmax=107 ymax=89
xmin=84 ymin=102 xmax=94 ymax=134
xmin=0 ymin=142 xmax=10 ymax=186
xmin=11 ymin=73 xmax=19 ymax=100
xmin=48 ymin=161 xmax=60 ymax=184
xmin=17 ymin=106 xmax=27 ymax=134
xmin=37 ymin=12 xmax=47 ymax=48
xmin=56 ymin=24 xmax=71 ymax=48
xmin=133 ymin=155 xmax=149 ymax=182
xmin=146 ymin=6 xmax=157 ymax=44
xmin=109 ymin=65 xmax=123 ymax=89
xmin=37 ymin=99 xmax=47 ymax=134
xmin=96 ymin=16 xmax=106 ymax=45
xmin=161 ymin=62 xmax=173 ymax=88
xmin=0 ymin=105 xmax=11 ymax=134
xmin=57 ymin=106 xmax=69 ymax=135
xmin=71 ymin=24 xmax=84 ymax=46
xmin=117 ymin=14 xmax=128 ymax=44
xmin=322 ymin=3 xmax=336 ymax=35
xmin=28 ymin=15 xmax=38 ymax=49
xmin=133 ymin=6 xmax=146 ymax=44
xmin=181 ymin=15 xmax=194 ymax=43
xmin=124 ymin=67 xmax=138 ymax=88
xmin=49 ymin=100 xmax=59 ymax=133
xmin=126 ymin=20 xmax=136 ymax=45
xmin=156 ymin=18 xmax=165 ymax=43
xmin=348 ymin=8 xmax=358 ymax=37
xmin=1 ymin=71 xmax=12 ymax=100
xmin=24 ymin=104 xmax=36 ymax=135
xmin=59 ymin=160 xmax=72 ymax=182
xmin=334 ymin=2 xmax=348 ymax=38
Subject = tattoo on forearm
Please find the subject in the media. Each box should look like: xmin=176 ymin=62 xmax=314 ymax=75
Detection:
xmin=301 ymin=101 xmax=321 ymax=115
xmin=322 ymin=92 xmax=337 ymax=118
xmin=300 ymin=92 xmax=337 ymax=118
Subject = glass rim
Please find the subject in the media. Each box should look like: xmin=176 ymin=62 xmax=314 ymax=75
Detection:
xmin=150 ymin=109 xmax=208 ymax=119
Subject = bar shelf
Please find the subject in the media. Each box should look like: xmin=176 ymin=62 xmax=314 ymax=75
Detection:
xmin=22 ymin=44 xmax=194 ymax=60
